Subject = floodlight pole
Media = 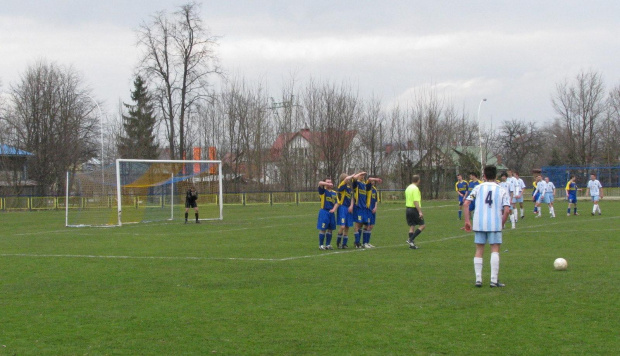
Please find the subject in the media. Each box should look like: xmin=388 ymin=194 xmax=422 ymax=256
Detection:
xmin=477 ymin=98 xmax=487 ymax=178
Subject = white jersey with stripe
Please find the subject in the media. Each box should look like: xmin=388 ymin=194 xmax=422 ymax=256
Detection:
xmin=517 ymin=178 xmax=526 ymax=190
xmin=506 ymin=177 xmax=517 ymax=194
xmin=467 ymin=182 xmax=510 ymax=232
xmin=587 ymin=179 xmax=602 ymax=196
xmin=534 ymin=180 xmax=547 ymax=196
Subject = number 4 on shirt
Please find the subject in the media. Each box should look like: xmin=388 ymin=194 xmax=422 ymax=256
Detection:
xmin=485 ymin=191 xmax=493 ymax=206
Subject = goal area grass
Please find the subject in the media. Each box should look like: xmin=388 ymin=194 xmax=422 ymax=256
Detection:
xmin=1 ymin=199 xmax=618 ymax=354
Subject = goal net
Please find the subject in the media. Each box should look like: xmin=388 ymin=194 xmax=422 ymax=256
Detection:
xmin=66 ymin=159 xmax=223 ymax=227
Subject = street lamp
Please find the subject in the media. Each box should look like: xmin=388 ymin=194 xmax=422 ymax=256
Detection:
xmin=477 ymin=98 xmax=487 ymax=178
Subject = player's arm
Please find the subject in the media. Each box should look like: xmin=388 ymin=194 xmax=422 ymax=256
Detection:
xmin=329 ymin=202 xmax=339 ymax=214
xmin=414 ymin=200 xmax=423 ymax=218
xmin=368 ymin=177 xmax=382 ymax=184
xmin=348 ymin=194 xmax=355 ymax=213
xmin=501 ymin=205 xmax=510 ymax=226
xmin=463 ymin=200 xmax=472 ymax=231
xmin=599 ymin=186 xmax=604 ymax=199
xmin=318 ymin=181 xmax=333 ymax=189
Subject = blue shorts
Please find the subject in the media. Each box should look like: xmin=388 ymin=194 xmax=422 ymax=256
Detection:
xmin=458 ymin=195 xmax=465 ymax=206
xmin=545 ymin=192 xmax=554 ymax=203
xmin=337 ymin=206 xmax=354 ymax=227
xmin=512 ymin=196 xmax=524 ymax=203
xmin=568 ymin=195 xmax=577 ymax=204
xmin=353 ymin=206 xmax=371 ymax=225
xmin=591 ymin=195 xmax=600 ymax=202
xmin=537 ymin=194 xmax=550 ymax=204
xmin=369 ymin=212 xmax=376 ymax=225
xmin=474 ymin=231 xmax=503 ymax=245
xmin=469 ymin=201 xmax=476 ymax=211
xmin=317 ymin=209 xmax=336 ymax=231
xmin=533 ymin=192 xmax=540 ymax=201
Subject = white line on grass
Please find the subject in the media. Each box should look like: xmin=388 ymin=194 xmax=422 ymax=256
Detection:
xmin=5 ymin=211 xmax=616 ymax=262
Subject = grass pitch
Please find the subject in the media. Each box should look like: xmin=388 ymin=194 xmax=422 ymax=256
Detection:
xmin=1 ymin=199 xmax=619 ymax=355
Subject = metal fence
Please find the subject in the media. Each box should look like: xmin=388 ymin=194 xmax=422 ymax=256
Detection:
xmin=2 ymin=187 xmax=618 ymax=211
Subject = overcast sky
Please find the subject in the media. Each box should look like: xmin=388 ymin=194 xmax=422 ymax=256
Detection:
xmin=2 ymin=0 xmax=619 ymax=128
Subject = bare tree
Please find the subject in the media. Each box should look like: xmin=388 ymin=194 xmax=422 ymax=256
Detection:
xmin=358 ymin=97 xmax=385 ymax=177
xmin=137 ymin=2 xmax=221 ymax=160
xmin=6 ymin=60 xmax=99 ymax=195
xmin=495 ymin=119 xmax=544 ymax=173
xmin=552 ymin=70 xmax=606 ymax=165
xmin=302 ymin=80 xmax=361 ymax=183
xmin=270 ymin=82 xmax=305 ymax=191
xmin=602 ymin=83 xmax=620 ymax=165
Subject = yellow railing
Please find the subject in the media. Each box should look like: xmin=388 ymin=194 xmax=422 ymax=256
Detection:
xmin=1 ymin=188 xmax=617 ymax=211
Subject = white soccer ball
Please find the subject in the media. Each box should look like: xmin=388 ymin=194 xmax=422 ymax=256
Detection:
xmin=554 ymin=258 xmax=568 ymax=271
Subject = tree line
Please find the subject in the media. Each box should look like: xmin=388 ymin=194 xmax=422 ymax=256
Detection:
xmin=1 ymin=3 xmax=619 ymax=196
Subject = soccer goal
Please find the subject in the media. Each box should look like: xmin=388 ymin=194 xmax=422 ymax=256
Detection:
xmin=66 ymin=159 xmax=223 ymax=227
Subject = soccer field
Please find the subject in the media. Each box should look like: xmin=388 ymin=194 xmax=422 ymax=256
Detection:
xmin=1 ymin=200 xmax=618 ymax=355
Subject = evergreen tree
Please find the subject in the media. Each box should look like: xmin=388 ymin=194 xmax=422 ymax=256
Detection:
xmin=118 ymin=76 xmax=159 ymax=159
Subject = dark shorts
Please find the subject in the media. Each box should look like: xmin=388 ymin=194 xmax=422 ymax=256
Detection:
xmin=185 ymin=200 xmax=197 ymax=209
xmin=406 ymin=207 xmax=425 ymax=226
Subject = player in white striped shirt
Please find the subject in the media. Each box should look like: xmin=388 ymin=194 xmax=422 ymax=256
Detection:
xmin=544 ymin=177 xmax=556 ymax=217
xmin=507 ymin=169 xmax=519 ymax=228
xmin=513 ymin=171 xmax=526 ymax=219
xmin=586 ymin=173 xmax=604 ymax=215
xmin=463 ymin=166 xmax=511 ymax=288
xmin=532 ymin=175 xmax=548 ymax=217
xmin=499 ymin=172 xmax=515 ymax=229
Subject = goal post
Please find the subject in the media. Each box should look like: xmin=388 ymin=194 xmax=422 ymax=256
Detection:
xmin=116 ymin=159 xmax=224 ymax=226
xmin=64 ymin=159 xmax=223 ymax=227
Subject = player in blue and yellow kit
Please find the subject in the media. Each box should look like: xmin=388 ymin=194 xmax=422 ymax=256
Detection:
xmin=364 ymin=178 xmax=382 ymax=248
xmin=565 ymin=175 xmax=580 ymax=216
xmin=317 ymin=178 xmax=339 ymax=250
xmin=350 ymin=172 xmax=381 ymax=248
xmin=467 ymin=172 xmax=482 ymax=212
xmin=336 ymin=173 xmax=355 ymax=249
xmin=455 ymin=174 xmax=469 ymax=220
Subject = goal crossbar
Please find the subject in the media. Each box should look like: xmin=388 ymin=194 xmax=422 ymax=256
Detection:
xmin=115 ymin=159 xmax=223 ymax=226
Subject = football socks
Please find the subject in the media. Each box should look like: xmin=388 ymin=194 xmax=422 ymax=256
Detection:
xmin=490 ymin=252 xmax=500 ymax=284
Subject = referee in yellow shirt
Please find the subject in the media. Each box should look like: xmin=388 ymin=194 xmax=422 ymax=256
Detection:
xmin=405 ymin=175 xmax=425 ymax=249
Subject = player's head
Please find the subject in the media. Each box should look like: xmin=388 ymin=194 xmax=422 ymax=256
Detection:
xmin=412 ymin=175 xmax=420 ymax=184
xmin=500 ymin=172 xmax=507 ymax=181
xmin=590 ymin=173 xmax=596 ymax=180
xmin=483 ymin=166 xmax=497 ymax=181
xmin=325 ymin=177 xmax=332 ymax=185
xmin=507 ymin=169 xmax=513 ymax=177
xmin=469 ymin=171 xmax=478 ymax=180
xmin=339 ymin=173 xmax=348 ymax=183
xmin=536 ymin=175 xmax=542 ymax=181
xmin=544 ymin=177 xmax=550 ymax=182
xmin=457 ymin=174 xmax=462 ymax=181
xmin=514 ymin=171 xmax=520 ymax=178
xmin=569 ymin=175 xmax=575 ymax=181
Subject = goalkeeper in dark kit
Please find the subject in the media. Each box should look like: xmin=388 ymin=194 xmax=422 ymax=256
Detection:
xmin=185 ymin=186 xmax=200 ymax=224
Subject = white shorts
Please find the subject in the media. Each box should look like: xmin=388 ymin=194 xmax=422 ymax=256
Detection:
xmin=474 ymin=231 xmax=503 ymax=245
xmin=538 ymin=194 xmax=550 ymax=204
xmin=545 ymin=192 xmax=554 ymax=203
xmin=591 ymin=195 xmax=600 ymax=202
